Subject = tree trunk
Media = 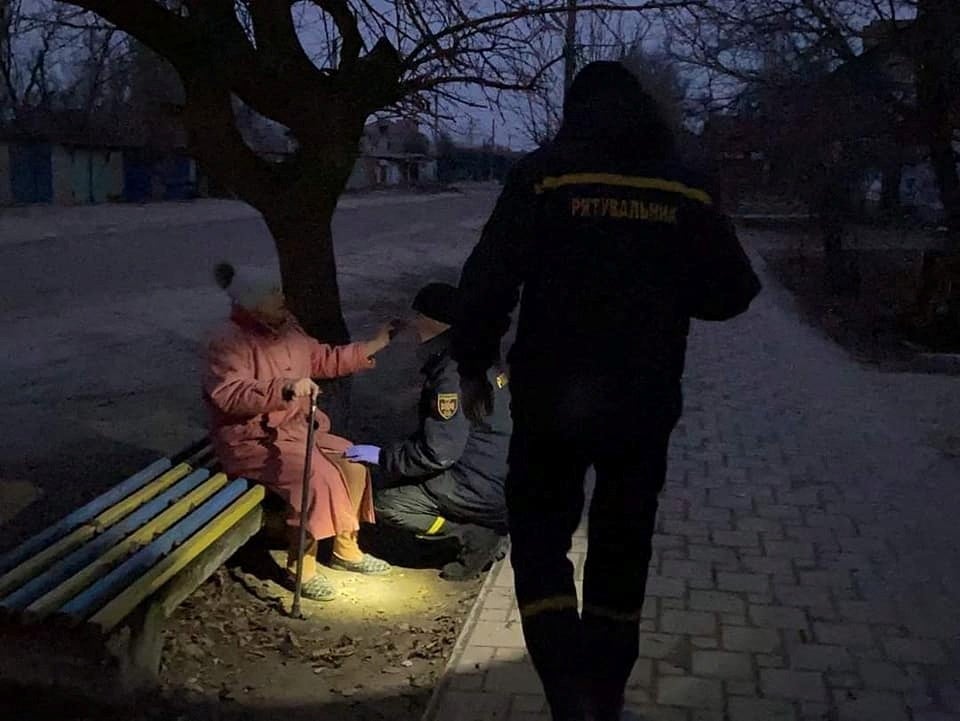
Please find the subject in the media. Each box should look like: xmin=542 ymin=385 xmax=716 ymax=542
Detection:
xmin=265 ymin=204 xmax=347 ymax=342
xmin=263 ymin=199 xmax=354 ymax=427
xmin=180 ymin=69 xmax=367 ymax=428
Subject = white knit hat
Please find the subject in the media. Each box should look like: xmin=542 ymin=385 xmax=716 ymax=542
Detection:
xmin=214 ymin=262 xmax=283 ymax=310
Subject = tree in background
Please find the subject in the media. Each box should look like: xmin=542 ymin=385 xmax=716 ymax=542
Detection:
xmin=507 ymin=6 xmax=690 ymax=148
xmin=665 ymin=0 xmax=958 ymax=237
xmin=911 ymin=0 xmax=960 ymax=233
xmin=47 ymin=0 xmax=699 ymax=345
xmin=1 ymin=1 xmax=70 ymax=124
xmin=621 ymin=46 xmax=691 ymax=140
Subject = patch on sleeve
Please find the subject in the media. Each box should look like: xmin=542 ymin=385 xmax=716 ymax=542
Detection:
xmin=436 ymin=393 xmax=459 ymax=420
xmin=495 ymin=372 xmax=509 ymax=389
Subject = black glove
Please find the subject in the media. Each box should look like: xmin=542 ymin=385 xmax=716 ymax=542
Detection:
xmin=460 ymin=374 xmax=494 ymax=424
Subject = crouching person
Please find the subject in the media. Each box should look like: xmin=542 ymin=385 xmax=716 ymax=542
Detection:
xmin=345 ymin=283 xmax=510 ymax=580
xmin=203 ymin=262 xmax=396 ymax=601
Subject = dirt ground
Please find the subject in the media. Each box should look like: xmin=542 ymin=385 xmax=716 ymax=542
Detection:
xmin=2 ymin=558 xmax=480 ymax=721
xmin=159 ymin=563 xmax=481 ymax=721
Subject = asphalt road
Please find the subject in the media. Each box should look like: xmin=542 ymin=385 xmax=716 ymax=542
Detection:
xmin=0 ymin=193 xmax=487 ymax=316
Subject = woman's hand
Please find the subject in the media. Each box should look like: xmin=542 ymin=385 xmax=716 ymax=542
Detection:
xmin=282 ymin=378 xmax=320 ymax=401
xmin=364 ymin=319 xmax=406 ymax=357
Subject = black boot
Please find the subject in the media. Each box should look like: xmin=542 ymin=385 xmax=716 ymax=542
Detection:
xmin=440 ymin=525 xmax=507 ymax=581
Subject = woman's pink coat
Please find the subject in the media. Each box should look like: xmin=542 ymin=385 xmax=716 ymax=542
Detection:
xmin=203 ymin=308 xmax=374 ymax=540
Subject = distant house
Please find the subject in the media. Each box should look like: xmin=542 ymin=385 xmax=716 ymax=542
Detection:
xmin=703 ymin=19 xmax=959 ymax=220
xmin=346 ymin=119 xmax=437 ymax=190
xmin=0 ymin=135 xmax=126 ymax=206
xmin=0 ymin=138 xmax=53 ymax=205
xmin=0 ymin=111 xmax=199 ymax=207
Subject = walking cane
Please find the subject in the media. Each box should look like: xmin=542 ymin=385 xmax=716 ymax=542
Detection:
xmin=291 ymin=389 xmax=319 ymax=619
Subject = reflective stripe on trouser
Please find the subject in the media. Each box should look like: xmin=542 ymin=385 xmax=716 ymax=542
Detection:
xmin=423 ymin=515 xmax=446 ymax=536
xmin=506 ymin=419 xmax=673 ymax=721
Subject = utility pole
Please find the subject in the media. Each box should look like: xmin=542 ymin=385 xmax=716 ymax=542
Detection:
xmin=563 ymin=0 xmax=578 ymax=98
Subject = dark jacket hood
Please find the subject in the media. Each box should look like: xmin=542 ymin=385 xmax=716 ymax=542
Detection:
xmin=556 ymin=60 xmax=674 ymax=160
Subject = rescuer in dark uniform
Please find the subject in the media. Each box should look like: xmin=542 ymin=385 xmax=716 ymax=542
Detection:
xmin=451 ymin=61 xmax=762 ymax=721
xmin=345 ymin=283 xmax=511 ymax=581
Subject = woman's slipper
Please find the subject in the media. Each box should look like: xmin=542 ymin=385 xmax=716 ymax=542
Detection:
xmin=288 ymin=573 xmax=337 ymax=601
xmin=330 ymin=553 xmax=392 ymax=576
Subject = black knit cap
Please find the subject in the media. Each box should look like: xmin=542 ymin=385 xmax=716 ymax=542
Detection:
xmin=412 ymin=282 xmax=460 ymax=325
xmin=563 ymin=60 xmax=644 ymax=114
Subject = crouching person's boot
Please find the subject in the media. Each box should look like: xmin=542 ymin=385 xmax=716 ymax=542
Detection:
xmin=439 ymin=523 xmax=508 ymax=581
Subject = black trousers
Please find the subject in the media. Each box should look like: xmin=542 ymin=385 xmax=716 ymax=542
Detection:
xmin=374 ymin=479 xmax=503 ymax=536
xmin=507 ymin=418 xmax=674 ymax=721
xmin=375 ymin=483 xmax=448 ymax=535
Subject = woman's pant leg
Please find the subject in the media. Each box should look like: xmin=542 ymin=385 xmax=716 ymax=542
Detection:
xmin=324 ymin=451 xmax=369 ymax=561
xmin=285 ymin=527 xmax=319 ymax=579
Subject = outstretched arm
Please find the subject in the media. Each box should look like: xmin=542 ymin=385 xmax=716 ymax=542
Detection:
xmin=309 ymin=322 xmax=396 ymax=378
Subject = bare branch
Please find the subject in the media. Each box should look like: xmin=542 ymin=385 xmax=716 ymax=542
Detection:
xmin=310 ymin=0 xmax=362 ymax=68
xmin=55 ymin=0 xmax=198 ymax=74
xmin=404 ymin=1 xmax=706 ymax=70
xmin=249 ymin=0 xmax=331 ymax=80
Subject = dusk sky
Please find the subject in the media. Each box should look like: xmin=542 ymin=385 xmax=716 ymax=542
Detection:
xmin=11 ymin=1 xmax=721 ymax=150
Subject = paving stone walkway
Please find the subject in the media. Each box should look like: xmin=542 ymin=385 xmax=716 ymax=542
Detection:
xmin=424 ymin=249 xmax=960 ymax=721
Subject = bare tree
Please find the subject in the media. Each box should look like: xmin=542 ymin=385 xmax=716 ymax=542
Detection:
xmin=0 ymin=0 xmax=65 ymax=123
xmin=912 ymin=0 xmax=960 ymax=232
xmin=621 ymin=46 xmax=690 ymax=137
xmin=510 ymin=7 xmax=659 ymax=146
xmin=666 ymin=0 xmax=959 ymax=236
xmin=0 ymin=1 xmax=137 ymax=135
xmin=45 ymin=0 xmax=700 ymax=345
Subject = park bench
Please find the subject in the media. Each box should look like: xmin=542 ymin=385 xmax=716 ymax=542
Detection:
xmin=0 ymin=440 xmax=265 ymax=699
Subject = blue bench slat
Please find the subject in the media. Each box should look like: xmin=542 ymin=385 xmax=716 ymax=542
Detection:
xmin=0 ymin=458 xmax=173 ymax=575
xmin=0 ymin=469 xmax=212 ymax=611
xmin=58 ymin=479 xmax=248 ymax=621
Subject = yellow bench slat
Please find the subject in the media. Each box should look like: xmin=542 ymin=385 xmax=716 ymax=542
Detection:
xmin=0 ymin=463 xmax=193 ymax=598
xmin=26 ymin=473 xmax=230 ymax=618
xmin=90 ymin=485 xmax=265 ymax=632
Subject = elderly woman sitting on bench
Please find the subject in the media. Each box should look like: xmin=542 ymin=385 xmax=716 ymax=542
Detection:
xmin=202 ymin=262 xmax=396 ymax=601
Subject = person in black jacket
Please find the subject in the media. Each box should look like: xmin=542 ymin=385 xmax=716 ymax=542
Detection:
xmin=345 ymin=283 xmax=511 ymax=581
xmin=452 ymin=61 xmax=762 ymax=721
